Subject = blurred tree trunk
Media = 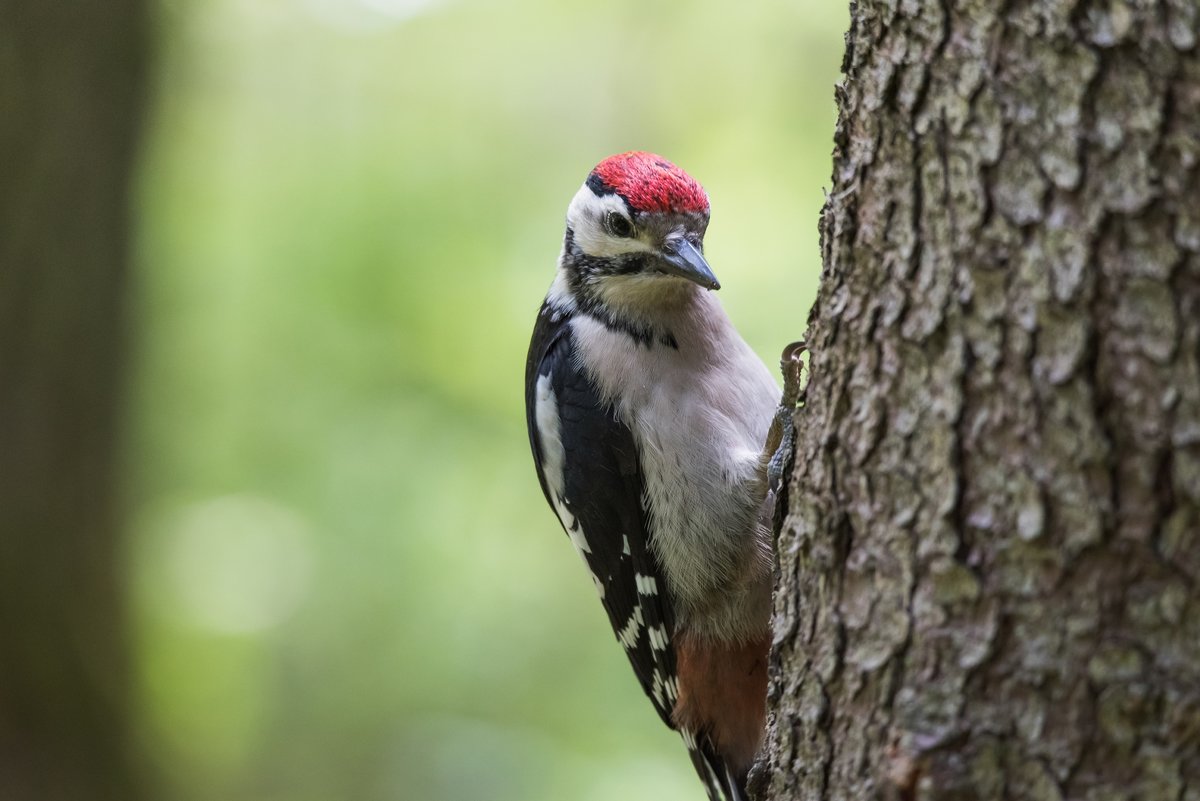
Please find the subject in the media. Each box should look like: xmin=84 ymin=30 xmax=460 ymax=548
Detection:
xmin=0 ymin=2 xmax=147 ymax=800
xmin=766 ymin=2 xmax=1200 ymax=799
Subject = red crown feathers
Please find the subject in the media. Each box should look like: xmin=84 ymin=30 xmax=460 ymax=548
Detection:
xmin=589 ymin=152 xmax=710 ymax=215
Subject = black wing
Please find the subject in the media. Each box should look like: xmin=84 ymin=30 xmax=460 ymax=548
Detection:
xmin=525 ymin=301 xmax=679 ymax=726
xmin=525 ymin=301 xmax=738 ymax=801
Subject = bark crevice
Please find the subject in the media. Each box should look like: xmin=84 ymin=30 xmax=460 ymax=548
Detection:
xmin=766 ymin=2 xmax=1200 ymax=798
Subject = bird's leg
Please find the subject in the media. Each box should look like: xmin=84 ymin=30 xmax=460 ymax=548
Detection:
xmin=755 ymin=341 xmax=807 ymax=540
xmin=767 ymin=341 xmax=806 ymax=490
xmin=744 ymin=342 xmax=807 ymax=801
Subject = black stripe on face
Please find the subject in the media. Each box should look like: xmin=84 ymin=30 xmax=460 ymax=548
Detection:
xmin=559 ymin=228 xmax=678 ymax=351
xmin=612 ymin=255 xmax=647 ymax=276
xmin=586 ymin=174 xmax=637 ymax=218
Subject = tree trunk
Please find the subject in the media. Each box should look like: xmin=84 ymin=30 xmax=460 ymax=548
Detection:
xmin=0 ymin=3 xmax=147 ymax=799
xmin=766 ymin=2 xmax=1200 ymax=799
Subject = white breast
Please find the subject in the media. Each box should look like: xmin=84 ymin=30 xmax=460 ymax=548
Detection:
xmin=571 ymin=292 xmax=779 ymax=613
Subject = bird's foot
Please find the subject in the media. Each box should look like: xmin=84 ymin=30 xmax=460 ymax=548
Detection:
xmin=779 ymin=340 xmax=807 ymax=409
xmin=767 ymin=341 xmax=805 ymax=491
xmin=759 ymin=341 xmax=806 ymax=539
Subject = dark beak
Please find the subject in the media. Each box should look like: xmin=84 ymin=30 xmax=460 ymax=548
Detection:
xmin=657 ymin=239 xmax=720 ymax=290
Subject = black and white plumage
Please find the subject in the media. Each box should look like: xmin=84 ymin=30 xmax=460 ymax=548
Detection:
xmin=525 ymin=152 xmax=780 ymax=801
xmin=526 ymin=303 xmax=680 ymax=721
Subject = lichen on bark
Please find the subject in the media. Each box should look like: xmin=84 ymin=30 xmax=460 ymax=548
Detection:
xmin=766 ymin=2 xmax=1200 ymax=799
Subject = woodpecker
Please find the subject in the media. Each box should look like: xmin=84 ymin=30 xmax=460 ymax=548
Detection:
xmin=525 ymin=152 xmax=789 ymax=801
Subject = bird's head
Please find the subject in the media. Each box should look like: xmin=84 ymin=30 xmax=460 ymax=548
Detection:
xmin=558 ymin=152 xmax=717 ymax=314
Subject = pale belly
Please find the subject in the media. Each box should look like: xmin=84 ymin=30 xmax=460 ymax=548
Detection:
xmin=571 ymin=311 xmax=780 ymax=615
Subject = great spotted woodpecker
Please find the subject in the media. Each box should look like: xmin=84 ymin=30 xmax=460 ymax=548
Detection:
xmin=525 ymin=152 xmax=796 ymax=800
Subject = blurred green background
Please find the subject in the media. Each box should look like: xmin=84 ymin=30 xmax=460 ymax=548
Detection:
xmin=125 ymin=1 xmax=845 ymax=799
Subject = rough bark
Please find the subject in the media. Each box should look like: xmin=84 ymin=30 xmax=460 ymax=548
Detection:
xmin=0 ymin=3 xmax=147 ymax=799
xmin=767 ymin=1 xmax=1200 ymax=799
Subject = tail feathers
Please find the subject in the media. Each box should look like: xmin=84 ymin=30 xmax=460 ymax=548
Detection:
xmin=685 ymin=738 xmax=746 ymax=801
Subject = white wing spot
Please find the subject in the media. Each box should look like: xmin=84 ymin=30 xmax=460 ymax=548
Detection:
xmin=652 ymin=669 xmax=665 ymax=708
xmin=566 ymin=519 xmax=592 ymax=556
xmin=680 ymin=727 xmax=697 ymax=749
xmin=617 ymin=605 xmax=644 ymax=649
xmin=648 ymin=624 xmax=669 ymax=651
xmin=622 ymin=534 xmax=631 ymax=556
xmin=635 ymin=573 xmax=659 ymax=595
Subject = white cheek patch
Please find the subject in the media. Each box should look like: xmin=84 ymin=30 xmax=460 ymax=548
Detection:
xmin=566 ymin=184 xmax=656 ymax=259
xmin=545 ymin=270 xmax=575 ymax=312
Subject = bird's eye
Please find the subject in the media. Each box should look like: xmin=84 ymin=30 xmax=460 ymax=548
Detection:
xmin=605 ymin=212 xmax=635 ymax=238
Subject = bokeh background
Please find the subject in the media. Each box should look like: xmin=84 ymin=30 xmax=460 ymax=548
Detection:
xmin=125 ymin=1 xmax=846 ymax=799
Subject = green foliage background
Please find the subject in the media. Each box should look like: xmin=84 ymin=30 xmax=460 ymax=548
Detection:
xmin=126 ymin=1 xmax=844 ymax=798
